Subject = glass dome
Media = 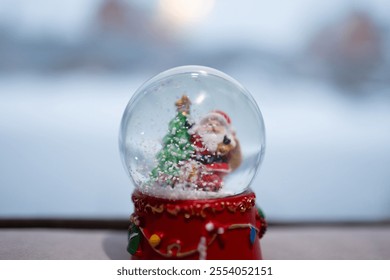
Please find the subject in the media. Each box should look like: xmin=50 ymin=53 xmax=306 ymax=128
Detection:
xmin=119 ymin=66 xmax=265 ymax=199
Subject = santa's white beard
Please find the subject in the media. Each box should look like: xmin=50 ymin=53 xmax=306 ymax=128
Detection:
xmin=198 ymin=130 xmax=225 ymax=153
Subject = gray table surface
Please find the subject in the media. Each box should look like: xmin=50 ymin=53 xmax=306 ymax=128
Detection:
xmin=1 ymin=226 xmax=389 ymax=260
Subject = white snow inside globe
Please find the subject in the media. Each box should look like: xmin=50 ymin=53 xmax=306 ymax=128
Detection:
xmin=119 ymin=66 xmax=265 ymax=199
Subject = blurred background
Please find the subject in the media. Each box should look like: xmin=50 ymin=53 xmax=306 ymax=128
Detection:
xmin=1 ymin=0 xmax=390 ymax=222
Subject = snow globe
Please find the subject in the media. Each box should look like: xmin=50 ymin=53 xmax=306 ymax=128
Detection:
xmin=119 ymin=66 xmax=267 ymax=259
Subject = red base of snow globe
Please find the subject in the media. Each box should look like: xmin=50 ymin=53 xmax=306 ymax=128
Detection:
xmin=127 ymin=189 xmax=267 ymax=260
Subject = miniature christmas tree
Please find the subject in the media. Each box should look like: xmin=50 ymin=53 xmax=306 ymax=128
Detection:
xmin=150 ymin=95 xmax=194 ymax=186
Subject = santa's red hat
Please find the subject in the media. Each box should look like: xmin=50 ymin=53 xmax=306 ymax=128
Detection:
xmin=203 ymin=110 xmax=232 ymax=128
xmin=189 ymin=110 xmax=235 ymax=138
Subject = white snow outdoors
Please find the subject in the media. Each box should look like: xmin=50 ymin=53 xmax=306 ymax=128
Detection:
xmin=0 ymin=0 xmax=390 ymax=222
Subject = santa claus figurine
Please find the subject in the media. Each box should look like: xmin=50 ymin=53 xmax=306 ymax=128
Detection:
xmin=188 ymin=110 xmax=242 ymax=191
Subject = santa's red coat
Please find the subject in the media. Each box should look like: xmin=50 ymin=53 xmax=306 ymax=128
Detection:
xmin=191 ymin=134 xmax=231 ymax=173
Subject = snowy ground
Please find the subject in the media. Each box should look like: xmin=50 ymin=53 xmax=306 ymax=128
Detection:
xmin=1 ymin=73 xmax=389 ymax=221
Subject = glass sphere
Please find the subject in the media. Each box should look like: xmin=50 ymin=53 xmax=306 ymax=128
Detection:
xmin=119 ymin=66 xmax=265 ymax=199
